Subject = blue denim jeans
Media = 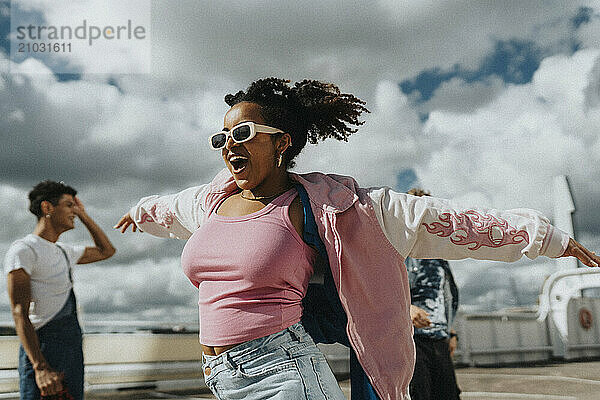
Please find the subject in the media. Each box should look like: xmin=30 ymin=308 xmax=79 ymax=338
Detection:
xmin=18 ymin=313 xmax=84 ymax=400
xmin=202 ymin=322 xmax=346 ymax=400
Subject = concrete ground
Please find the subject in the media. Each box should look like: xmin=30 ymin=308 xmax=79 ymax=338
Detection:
xmin=90 ymin=360 xmax=600 ymax=400
xmin=125 ymin=360 xmax=600 ymax=400
xmin=456 ymin=360 xmax=600 ymax=400
xmin=3 ymin=360 xmax=599 ymax=400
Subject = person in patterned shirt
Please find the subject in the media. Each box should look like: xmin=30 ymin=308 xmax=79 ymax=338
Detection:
xmin=407 ymin=188 xmax=461 ymax=400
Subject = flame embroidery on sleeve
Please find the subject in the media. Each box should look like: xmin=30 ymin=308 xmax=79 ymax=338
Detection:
xmin=140 ymin=213 xmax=154 ymax=223
xmin=139 ymin=203 xmax=175 ymax=228
xmin=422 ymin=210 xmax=529 ymax=250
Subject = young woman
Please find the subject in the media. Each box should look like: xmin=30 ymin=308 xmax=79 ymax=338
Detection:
xmin=115 ymin=78 xmax=598 ymax=400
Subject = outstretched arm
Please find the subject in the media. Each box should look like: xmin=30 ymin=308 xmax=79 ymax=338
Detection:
xmin=115 ymin=184 xmax=210 ymax=239
xmin=74 ymin=197 xmax=116 ymax=264
xmin=369 ymin=187 xmax=588 ymax=264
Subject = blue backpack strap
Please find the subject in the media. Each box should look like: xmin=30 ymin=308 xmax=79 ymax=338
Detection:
xmin=295 ymin=184 xmax=380 ymax=400
xmin=296 ymin=183 xmax=347 ymax=345
xmin=295 ymin=184 xmax=327 ymax=261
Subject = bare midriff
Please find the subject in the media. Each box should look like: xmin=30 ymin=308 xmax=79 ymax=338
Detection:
xmin=201 ymin=343 xmax=242 ymax=356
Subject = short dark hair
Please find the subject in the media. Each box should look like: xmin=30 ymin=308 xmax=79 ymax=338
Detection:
xmin=28 ymin=180 xmax=77 ymax=219
xmin=407 ymin=188 xmax=431 ymax=197
xmin=225 ymin=78 xmax=369 ymax=168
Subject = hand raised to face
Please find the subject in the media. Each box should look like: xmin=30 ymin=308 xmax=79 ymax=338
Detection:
xmin=73 ymin=196 xmax=85 ymax=217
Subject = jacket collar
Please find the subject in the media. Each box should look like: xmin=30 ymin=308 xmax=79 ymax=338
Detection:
xmin=207 ymin=169 xmax=358 ymax=213
xmin=207 ymin=168 xmax=240 ymax=195
xmin=289 ymin=172 xmax=358 ymax=213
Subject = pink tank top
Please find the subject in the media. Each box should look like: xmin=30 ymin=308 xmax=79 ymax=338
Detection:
xmin=181 ymin=188 xmax=316 ymax=346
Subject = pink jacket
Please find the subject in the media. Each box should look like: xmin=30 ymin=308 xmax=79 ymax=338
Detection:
xmin=131 ymin=169 xmax=570 ymax=400
xmin=288 ymin=172 xmax=415 ymax=400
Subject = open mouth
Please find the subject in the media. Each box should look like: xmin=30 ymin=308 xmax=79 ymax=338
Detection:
xmin=229 ymin=155 xmax=249 ymax=173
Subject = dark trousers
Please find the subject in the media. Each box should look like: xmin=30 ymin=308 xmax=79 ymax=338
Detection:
xmin=18 ymin=313 xmax=84 ymax=400
xmin=409 ymin=336 xmax=461 ymax=400
xmin=350 ymin=347 xmax=380 ymax=400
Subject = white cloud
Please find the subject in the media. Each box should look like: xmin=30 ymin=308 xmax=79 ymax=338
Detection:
xmin=575 ymin=5 xmax=600 ymax=50
xmin=0 ymin=185 xmax=31 ymax=243
xmin=73 ymin=257 xmax=197 ymax=321
xmin=6 ymin=109 xmax=24 ymax=122
xmin=9 ymin=57 xmax=54 ymax=75
xmin=451 ymin=257 xmax=561 ymax=311
xmin=140 ymin=0 xmax=587 ymax=99
xmin=294 ymin=80 xmax=422 ymax=187
xmin=418 ymin=76 xmax=505 ymax=114
xmin=419 ymin=50 xmax=600 ymax=226
xmin=0 ymin=2 xmax=9 ymax=18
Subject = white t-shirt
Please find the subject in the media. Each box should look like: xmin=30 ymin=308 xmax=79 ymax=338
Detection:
xmin=3 ymin=234 xmax=85 ymax=329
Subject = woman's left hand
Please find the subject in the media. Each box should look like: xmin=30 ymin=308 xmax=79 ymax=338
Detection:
xmin=560 ymin=238 xmax=599 ymax=268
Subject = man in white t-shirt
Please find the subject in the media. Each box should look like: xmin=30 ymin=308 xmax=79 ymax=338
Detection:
xmin=4 ymin=181 xmax=115 ymax=400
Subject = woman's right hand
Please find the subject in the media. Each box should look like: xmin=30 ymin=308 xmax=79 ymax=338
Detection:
xmin=114 ymin=213 xmax=141 ymax=233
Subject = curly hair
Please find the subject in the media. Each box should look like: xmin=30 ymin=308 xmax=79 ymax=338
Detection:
xmin=29 ymin=180 xmax=77 ymax=220
xmin=225 ymin=78 xmax=369 ymax=168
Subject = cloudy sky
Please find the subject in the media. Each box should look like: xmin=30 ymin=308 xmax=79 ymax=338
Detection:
xmin=1 ymin=0 xmax=599 ymax=330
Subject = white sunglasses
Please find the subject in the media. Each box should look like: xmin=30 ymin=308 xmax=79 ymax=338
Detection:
xmin=209 ymin=122 xmax=283 ymax=150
